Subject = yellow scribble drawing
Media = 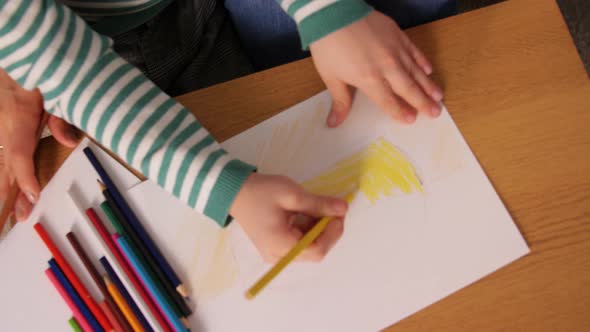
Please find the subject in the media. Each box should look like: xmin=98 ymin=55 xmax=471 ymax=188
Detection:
xmin=302 ymin=137 xmax=423 ymax=203
xmin=194 ymin=230 xmax=238 ymax=300
xmin=184 ymin=223 xmax=238 ymax=302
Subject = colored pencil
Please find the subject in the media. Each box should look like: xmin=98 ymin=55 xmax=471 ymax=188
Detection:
xmin=104 ymin=275 xmax=144 ymax=332
xmin=117 ymin=236 xmax=189 ymax=332
xmin=68 ymin=317 xmax=84 ymax=332
xmin=67 ymin=191 xmax=171 ymax=332
xmin=84 ymin=146 xmax=188 ymax=298
xmin=66 ymin=231 xmax=133 ymax=332
xmin=112 ymin=233 xmax=174 ymax=332
xmin=45 ymin=268 xmax=92 ymax=332
xmin=47 ymin=259 xmax=103 ymax=332
xmin=99 ymin=257 xmax=151 ymax=332
xmin=100 ymin=196 xmax=191 ymax=317
xmin=246 ymin=192 xmax=356 ymax=299
xmin=34 ymin=222 xmax=111 ymax=331
xmin=99 ymin=181 xmax=192 ymax=315
xmin=100 ymin=300 xmax=126 ymax=332
xmin=0 ymin=111 xmax=49 ymax=232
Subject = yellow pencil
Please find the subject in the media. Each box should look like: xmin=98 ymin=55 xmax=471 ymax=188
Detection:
xmin=246 ymin=192 xmax=356 ymax=299
xmin=104 ymin=275 xmax=145 ymax=332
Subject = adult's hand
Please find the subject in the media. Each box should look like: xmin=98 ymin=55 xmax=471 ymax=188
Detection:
xmin=0 ymin=68 xmax=79 ymax=221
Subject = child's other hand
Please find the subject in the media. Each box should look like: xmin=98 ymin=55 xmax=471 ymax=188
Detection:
xmin=230 ymin=173 xmax=348 ymax=263
xmin=0 ymin=69 xmax=79 ymax=221
xmin=309 ymin=11 xmax=443 ymax=127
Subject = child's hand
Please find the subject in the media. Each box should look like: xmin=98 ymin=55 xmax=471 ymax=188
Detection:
xmin=0 ymin=69 xmax=79 ymax=221
xmin=230 ymin=173 xmax=348 ymax=263
xmin=309 ymin=10 xmax=443 ymax=127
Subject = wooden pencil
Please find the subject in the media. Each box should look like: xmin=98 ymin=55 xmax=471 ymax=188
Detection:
xmin=0 ymin=112 xmax=49 ymax=232
xmin=99 ymin=257 xmax=151 ymax=331
xmin=117 ymin=236 xmax=189 ymax=332
xmin=84 ymin=146 xmax=188 ymax=298
xmin=34 ymin=222 xmax=112 ymax=331
xmin=47 ymin=260 xmax=102 ymax=331
xmin=45 ymin=268 xmax=92 ymax=332
xmin=104 ymin=275 xmax=145 ymax=332
xmin=99 ymin=195 xmax=191 ymax=318
xmin=98 ymin=181 xmax=192 ymax=311
xmin=67 ymin=191 xmax=171 ymax=332
xmin=112 ymin=233 xmax=175 ymax=332
xmin=246 ymin=193 xmax=356 ymax=299
xmin=66 ymin=231 xmax=133 ymax=332
xmin=68 ymin=317 xmax=83 ymax=332
xmin=99 ymin=300 xmax=126 ymax=332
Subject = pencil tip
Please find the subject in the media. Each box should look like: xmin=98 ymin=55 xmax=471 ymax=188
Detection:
xmin=176 ymin=284 xmax=190 ymax=298
xmin=97 ymin=179 xmax=106 ymax=190
xmin=181 ymin=317 xmax=191 ymax=328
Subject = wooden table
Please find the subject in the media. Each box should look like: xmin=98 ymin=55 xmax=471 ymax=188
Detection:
xmin=10 ymin=0 xmax=590 ymax=330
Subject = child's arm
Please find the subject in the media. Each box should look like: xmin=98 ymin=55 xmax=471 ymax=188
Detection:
xmin=275 ymin=1 xmax=444 ymax=127
xmin=273 ymin=0 xmax=373 ymax=49
xmin=1 ymin=0 xmax=349 ymax=262
xmin=0 ymin=0 xmax=254 ymax=226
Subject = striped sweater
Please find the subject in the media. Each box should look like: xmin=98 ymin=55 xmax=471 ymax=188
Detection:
xmin=0 ymin=0 xmax=370 ymax=226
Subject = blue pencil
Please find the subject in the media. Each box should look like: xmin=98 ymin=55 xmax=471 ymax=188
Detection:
xmin=48 ymin=259 xmax=104 ymax=332
xmin=117 ymin=237 xmax=189 ymax=332
xmin=99 ymin=257 xmax=153 ymax=332
xmin=83 ymin=147 xmax=188 ymax=298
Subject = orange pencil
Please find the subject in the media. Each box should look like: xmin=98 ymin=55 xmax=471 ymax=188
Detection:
xmin=66 ymin=231 xmax=132 ymax=332
xmin=105 ymin=275 xmax=145 ymax=332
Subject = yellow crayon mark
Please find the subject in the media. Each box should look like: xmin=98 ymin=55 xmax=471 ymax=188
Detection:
xmin=192 ymin=229 xmax=238 ymax=300
xmin=302 ymin=137 xmax=423 ymax=203
xmin=181 ymin=220 xmax=238 ymax=302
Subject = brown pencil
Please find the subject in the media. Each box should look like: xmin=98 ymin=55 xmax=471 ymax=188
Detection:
xmin=66 ymin=231 xmax=133 ymax=332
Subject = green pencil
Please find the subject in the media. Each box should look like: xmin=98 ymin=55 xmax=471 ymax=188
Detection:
xmin=100 ymin=201 xmax=125 ymax=235
xmin=68 ymin=317 xmax=83 ymax=332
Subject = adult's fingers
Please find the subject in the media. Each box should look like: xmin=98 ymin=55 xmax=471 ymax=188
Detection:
xmin=300 ymin=217 xmax=345 ymax=262
xmin=384 ymin=56 xmax=439 ymax=118
xmin=14 ymin=192 xmax=33 ymax=221
xmin=48 ymin=115 xmax=79 ymax=148
xmin=0 ymin=92 xmax=40 ymax=204
xmin=0 ymin=165 xmax=10 ymax=204
xmin=325 ymin=79 xmax=354 ymax=128
xmin=8 ymin=150 xmax=39 ymax=204
xmin=360 ymin=76 xmax=416 ymax=123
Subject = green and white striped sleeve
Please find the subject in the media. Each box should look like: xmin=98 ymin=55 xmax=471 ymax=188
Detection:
xmin=277 ymin=0 xmax=373 ymax=49
xmin=0 ymin=0 xmax=255 ymax=227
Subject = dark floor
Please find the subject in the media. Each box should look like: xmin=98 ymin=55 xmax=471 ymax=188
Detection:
xmin=458 ymin=0 xmax=590 ymax=77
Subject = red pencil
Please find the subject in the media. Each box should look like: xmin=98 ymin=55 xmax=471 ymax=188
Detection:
xmin=44 ymin=268 xmax=93 ymax=332
xmin=85 ymin=208 xmax=172 ymax=332
xmin=34 ymin=222 xmax=112 ymax=332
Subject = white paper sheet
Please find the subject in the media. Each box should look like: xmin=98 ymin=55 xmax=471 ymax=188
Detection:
xmin=0 ymin=91 xmax=529 ymax=332
xmin=124 ymin=91 xmax=529 ymax=331
xmin=217 ymin=91 xmax=529 ymax=331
